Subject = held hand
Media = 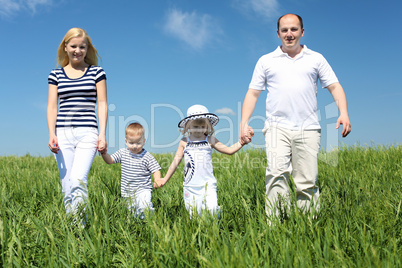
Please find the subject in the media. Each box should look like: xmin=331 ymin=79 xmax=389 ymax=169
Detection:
xmin=239 ymin=124 xmax=254 ymax=144
xmin=48 ymin=135 xmax=59 ymax=154
xmin=240 ymin=124 xmax=254 ymax=145
xmin=246 ymin=126 xmax=255 ymax=140
xmin=97 ymin=134 xmax=108 ymax=154
xmin=153 ymin=178 xmax=167 ymax=189
xmin=336 ymin=114 xmax=351 ymax=137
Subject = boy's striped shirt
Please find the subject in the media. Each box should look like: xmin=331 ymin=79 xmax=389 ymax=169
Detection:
xmin=111 ymin=148 xmax=161 ymax=197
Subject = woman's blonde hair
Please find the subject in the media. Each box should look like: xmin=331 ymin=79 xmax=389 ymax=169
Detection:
xmin=57 ymin=27 xmax=100 ymax=67
xmin=181 ymin=118 xmax=214 ymax=136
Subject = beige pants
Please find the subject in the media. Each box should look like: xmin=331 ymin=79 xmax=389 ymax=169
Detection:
xmin=263 ymin=126 xmax=321 ymax=220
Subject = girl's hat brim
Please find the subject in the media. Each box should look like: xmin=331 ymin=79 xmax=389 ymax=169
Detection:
xmin=178 ymin=113 xmax=219 ymax=128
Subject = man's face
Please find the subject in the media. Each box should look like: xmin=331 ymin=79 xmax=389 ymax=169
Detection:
xmin=277 ymin=15 xmax=304 ymax=53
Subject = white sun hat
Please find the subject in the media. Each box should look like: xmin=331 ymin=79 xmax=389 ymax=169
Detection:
xmin=178 ymin=104 xmax=219 ymax=128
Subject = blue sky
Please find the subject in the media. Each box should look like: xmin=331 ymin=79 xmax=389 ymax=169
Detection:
xmin=1 ymin=0 xmax=401 ymax=156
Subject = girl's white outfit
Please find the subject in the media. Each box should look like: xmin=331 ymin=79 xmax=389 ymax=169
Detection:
xmin=183 ymin=136 xmax=220 ymax=217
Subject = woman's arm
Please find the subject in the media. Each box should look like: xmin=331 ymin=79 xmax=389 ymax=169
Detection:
xmin=96 ymin=79 xmax=108 ymax=153
xmin=47 ymin=84 xmax=59 ymax=154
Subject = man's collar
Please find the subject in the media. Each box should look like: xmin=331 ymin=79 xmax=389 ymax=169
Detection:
xmin=273 ymin=45 xmax=310 ymax=57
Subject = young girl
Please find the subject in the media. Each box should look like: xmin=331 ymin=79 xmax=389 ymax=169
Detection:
xmin=47 ymin=28 xmax=108 ymax=218
xmin=154 ymin=104 xmax=253 ymax=217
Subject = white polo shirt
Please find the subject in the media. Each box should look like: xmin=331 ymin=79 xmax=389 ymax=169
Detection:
xmin=249 ymin=45 xmax=338 ymax=130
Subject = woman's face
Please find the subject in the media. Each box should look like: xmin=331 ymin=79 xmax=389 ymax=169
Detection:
xmin=64 ymin=36 xmax=88 ymax=66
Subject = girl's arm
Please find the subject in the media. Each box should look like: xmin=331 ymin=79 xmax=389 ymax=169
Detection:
xmin=47 ymin=84 xmax=59 ymax=154
xmin=209 ymin=136 xmax=246 ymax=155
xmin=154 ymin=139 xmax=186 ymax=188
xmin=96 ymin=79 xmax=108 ymax=153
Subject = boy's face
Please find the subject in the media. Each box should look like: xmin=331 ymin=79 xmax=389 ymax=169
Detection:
xmin=125 ymin=134 xmax=145 ymax=154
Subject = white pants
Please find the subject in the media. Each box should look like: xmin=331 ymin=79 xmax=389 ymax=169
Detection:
xmin=183 ymin=183 xmax=220 ymax=218
xmin=126 ymin=190 xmax=154 ymax=219
xmin=55 ymin=127 xmax=98 ymax=215
xmin=263 ymin=126 xmax=321 ymax=219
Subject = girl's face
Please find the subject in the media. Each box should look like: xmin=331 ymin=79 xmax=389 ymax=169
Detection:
xmin=188 ymin=120 xmax=208 ymax=139
xmin=65 ymin=36 xmax=88 ymax=66
xmin=125 ymin=134 xmax=145 ymax=154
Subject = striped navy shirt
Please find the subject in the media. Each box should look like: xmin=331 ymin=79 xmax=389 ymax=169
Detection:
xmin=111 ymin=148 xmax=161 ymax=197
xmin=48 ymin=66 xmax=106 ymax=129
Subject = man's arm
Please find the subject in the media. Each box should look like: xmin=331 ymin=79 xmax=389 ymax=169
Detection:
xmin=327 ymin=82 xmax=351 ymax=137
xmin=240 ymin=88 xmax=261 ymax=143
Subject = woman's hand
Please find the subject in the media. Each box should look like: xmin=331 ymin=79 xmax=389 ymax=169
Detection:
xmin=97 ymin=134 xmax=107 ymax=154
xmin=48 ymin=134 xmax=59 ymax=154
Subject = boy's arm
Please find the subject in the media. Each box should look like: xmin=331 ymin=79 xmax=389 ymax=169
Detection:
xmin=152 ymin=170 xmax=161 ymax=180
xmin=152 ymin=170 xmax=162 ymax=188
xmin=101 ymin=151 xmax=115 ymax=164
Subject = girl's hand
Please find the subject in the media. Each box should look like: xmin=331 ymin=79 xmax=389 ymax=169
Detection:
xmin=153 ymin=178 xmax=167 ymax=189
xmin=97 ymin=134 xmax=107 ymax=154
xmin=48 ymin=135 xmax=59 ymax=154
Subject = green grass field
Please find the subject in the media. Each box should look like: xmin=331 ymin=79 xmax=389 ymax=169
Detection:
xmin=0 ymin=145 xmax=401 ymax=267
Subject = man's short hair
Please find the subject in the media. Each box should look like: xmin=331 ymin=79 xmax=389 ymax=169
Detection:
xmin=277 ymin=14 xmax=304 ymax=30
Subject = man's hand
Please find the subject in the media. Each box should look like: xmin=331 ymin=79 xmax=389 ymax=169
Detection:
xmin=337 ymin=114 xmax=351 ymax=137
xmin=240 ymin=125 xmax=255 ymax=145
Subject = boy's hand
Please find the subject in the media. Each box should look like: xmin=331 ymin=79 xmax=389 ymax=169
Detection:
xmin=153 ymin=178 xmax=167 ymax=189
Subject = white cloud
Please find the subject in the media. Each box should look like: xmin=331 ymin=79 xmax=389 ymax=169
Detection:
xmin=0 ymin=0 xmax=21 ymax=16
xmin=232 ymin=0 xmax=279 ymax=21
xmin=0 ymin=0 xmax=52 ymax=17
xmin=215 ymin=107 xmax=236 ymax=115
xmin=164 ymin=8 xmax=221 ymax=50
xmin=27 ymin=0 xmax=52 ymax=13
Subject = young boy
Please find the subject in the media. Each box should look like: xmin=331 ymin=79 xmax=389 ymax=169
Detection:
xmin=101 ymin=122 xmax=161 ymax=219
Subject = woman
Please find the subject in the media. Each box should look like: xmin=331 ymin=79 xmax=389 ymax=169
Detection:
xmin=47 ymin=28 xmax=108 ymax=217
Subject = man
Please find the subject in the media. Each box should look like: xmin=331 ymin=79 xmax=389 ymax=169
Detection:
xmin=240 ymin=14 xmax=351 ymax=222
